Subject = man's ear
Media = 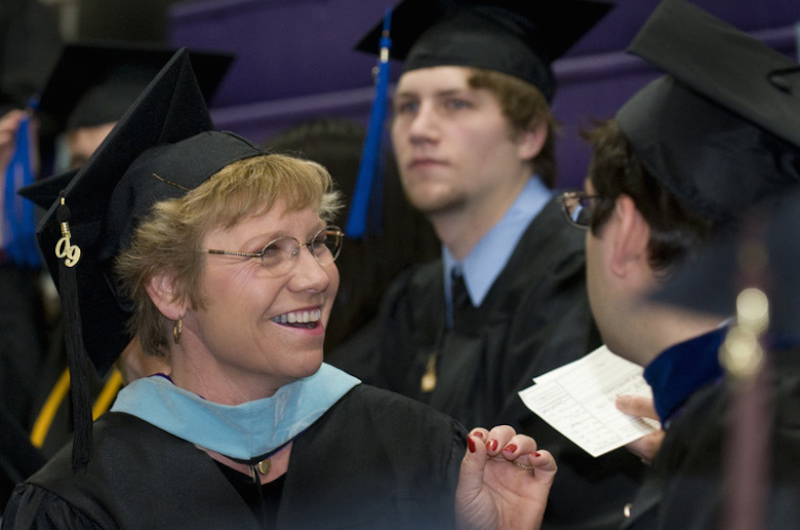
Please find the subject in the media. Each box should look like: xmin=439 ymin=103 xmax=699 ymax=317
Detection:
xmin=517 ymin=120 xmax=548 ymax=161
xmin=608 ymin=195 xmax=651 ymax=278
xmin=145 ymin=273 xmax=187 ymax=321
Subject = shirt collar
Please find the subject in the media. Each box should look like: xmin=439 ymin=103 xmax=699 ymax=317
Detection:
xmin=112 ymin=363 xmax=360 ymax=462
xmin=644 ymin=325 xmax=728 ymax=425
xmin=443 ymin=175 xmax=553 ymax=313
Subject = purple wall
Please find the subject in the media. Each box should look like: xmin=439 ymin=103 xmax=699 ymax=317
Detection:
xmin=168 ymin=0 xmax=800 ymax=189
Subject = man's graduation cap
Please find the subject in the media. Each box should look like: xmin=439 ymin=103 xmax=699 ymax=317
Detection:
xmin=617 ymin=0 xmax=800 ymax=227
xmin=35 ymin=48 xmax=262 ymax=470
xmin=37 ymin=41 xmax=234 ymax=134
xmin=355 ymin=0 xmax=613 ymax=102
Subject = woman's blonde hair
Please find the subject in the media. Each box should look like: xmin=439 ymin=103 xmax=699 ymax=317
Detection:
xmin=115 ymin=153 xmax=342 ymax=356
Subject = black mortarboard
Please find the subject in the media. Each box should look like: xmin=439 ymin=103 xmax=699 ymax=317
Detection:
xmin=0 ymin=0 xmax=62 ymax=112
xmin=617 ymin=0 xmax=800 ymax=227
xmin=17 ymin=169 xmax=77 ymax=209
xmin=37 ymin=41 xmax=234 ymax=133
xmin=651 ymin=186 xmax=800 ymax=340
xmin=36 ymin=48 xmax=262 ymax=469
xmin=355 ymin=0 xmax=613 ymax=102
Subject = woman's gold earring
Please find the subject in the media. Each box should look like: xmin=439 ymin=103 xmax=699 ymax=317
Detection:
xmin=173 ymin=318 xmax=183 ymax=344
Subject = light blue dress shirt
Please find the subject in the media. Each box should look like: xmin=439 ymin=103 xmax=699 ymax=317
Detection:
xmin=443 ymin=176 xmax=554 ymax=328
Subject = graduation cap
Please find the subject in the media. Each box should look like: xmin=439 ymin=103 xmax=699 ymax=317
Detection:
xmin=355 ymin=0 xmax=613 ymax=102
xmin=17 ymin=169 xmax=77 ymax=209
xmin=36 ymin=47 xmax=263 ymax=470
xmin=0 ymin=0 xmax=62 ymax=112
xmin=37 ymin=41 xmax=234 ymax=134
xmin=616 ymin=0 xmax=800 ymax=227
xmin=349 ymin=1 xmax=612 ymax=237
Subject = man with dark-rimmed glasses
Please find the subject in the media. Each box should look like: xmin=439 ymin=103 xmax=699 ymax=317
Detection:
xmin=560 ymin=1 xmax=800 ymax=528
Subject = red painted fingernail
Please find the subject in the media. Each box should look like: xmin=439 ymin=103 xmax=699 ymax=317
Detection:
xmin=468 ymin=437 xmax=476 ymax=453
xmin=472 ymin=431 xmax=484 ymax=439
xmin=503 ymin=444 xmax=518 ymax=453
xmin=531 ymin=452 xmax=541 ymax=458
xmin=486 ymin=439 xmax=499 ymax=452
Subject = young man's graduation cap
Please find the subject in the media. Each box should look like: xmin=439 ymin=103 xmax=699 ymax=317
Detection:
xmin=616 ymin=0 xmax=800 ymax=228
xmin=36 ymin=48 xmax=263 ymax=470
xmin=355 ymin=0 xmax=613 ymax=101
xmin=37 ymin=41 xmax=234 ymax=135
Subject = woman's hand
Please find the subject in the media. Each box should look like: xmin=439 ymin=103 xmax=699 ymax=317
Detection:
xmin=615 ymin=394 xmax=664 ymax=464
xmin=455 ymin=425 xmax=557 ymax=530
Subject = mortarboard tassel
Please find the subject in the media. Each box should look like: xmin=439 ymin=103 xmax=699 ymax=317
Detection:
xmin=54 ymin=194 xmax=93 ymax=472
xmin=3 ymin=101 xmax=41 ymax=268
xmin=345 ymin=8 xmax=393 ymax=239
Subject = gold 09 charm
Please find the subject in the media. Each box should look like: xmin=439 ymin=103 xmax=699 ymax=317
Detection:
xmin=56 ymin=234 xmax=81 ymax=267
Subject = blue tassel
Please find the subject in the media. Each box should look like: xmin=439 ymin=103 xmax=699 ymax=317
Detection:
xmin=345 ymin=8 xmax=393 ymax=239
xmin=3 ymin=100 xmax=41 ymax=268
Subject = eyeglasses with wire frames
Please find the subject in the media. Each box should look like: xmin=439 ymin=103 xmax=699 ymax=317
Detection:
xmin=205 ymin=225 xmax=344 ymax=276
xmin=560 ymin=191 xmax=600 ymax=230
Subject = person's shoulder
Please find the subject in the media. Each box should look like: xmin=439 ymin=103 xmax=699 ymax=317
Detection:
xmin=500 ymin=198 xmax=587 ymax=294
xmin=526 ymin=196 xmax=587 ymax=254
xmin=385 ymin=260 xmax=442 ymax=299
xmin=3 ymin=483 xmax=110 ymax=530
xmin=25 ymin=412 xmax=161 ymax=484
xmin=379 ymin=260 xmax=444 ymax=320
xmin=335 ymin=384 xmax=466 ymax=435
xmin=4 ymin=416 xmax=141 ymax=530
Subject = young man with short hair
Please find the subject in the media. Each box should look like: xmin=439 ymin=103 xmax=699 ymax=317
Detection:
xmin=356 ymin=2 xmax=647 ymax=529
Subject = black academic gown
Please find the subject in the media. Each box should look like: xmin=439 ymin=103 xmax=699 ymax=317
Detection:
xmin=622 ymin=345 xmax=800 ymax=530
xmin=0 ymin=402 xmax=45 ymax=515
xmin=371 ymin=197 xmax=645 ymax=530
xmin=2 ymin=384 xmax=465 ymax=530
xmin=0 ymin=266 xmax=47 ymax=429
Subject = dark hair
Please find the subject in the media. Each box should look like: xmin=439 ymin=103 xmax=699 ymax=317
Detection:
xmin=266 ymin=117 xmax=440 ymax=352
xmin=467 ymin=68 xmax=559 ymax=188
xmin=584 ymin=119 xmax=714 ymax=274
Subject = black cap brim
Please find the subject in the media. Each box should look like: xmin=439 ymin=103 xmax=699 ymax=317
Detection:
xmin=17 ymin=170 xmax=78 ymax=209
xmin=354 ymin=0 xmax=612 ymax=100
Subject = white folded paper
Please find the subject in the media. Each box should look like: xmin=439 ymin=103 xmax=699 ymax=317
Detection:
xmin=519 ymin=345 xmax=660 ymax=457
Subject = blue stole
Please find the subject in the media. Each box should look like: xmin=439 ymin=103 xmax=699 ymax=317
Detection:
xmin=644 ymin=327 xmax=727 ymax=425
xmin=112 ymin=363 xmax=360 ymax=461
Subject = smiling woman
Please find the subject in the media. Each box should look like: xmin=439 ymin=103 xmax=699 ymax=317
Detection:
xmin=2 ymin=49 xmax=557 ymax=530
xmin=113 ymin=151 xmax=345 ymax=402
